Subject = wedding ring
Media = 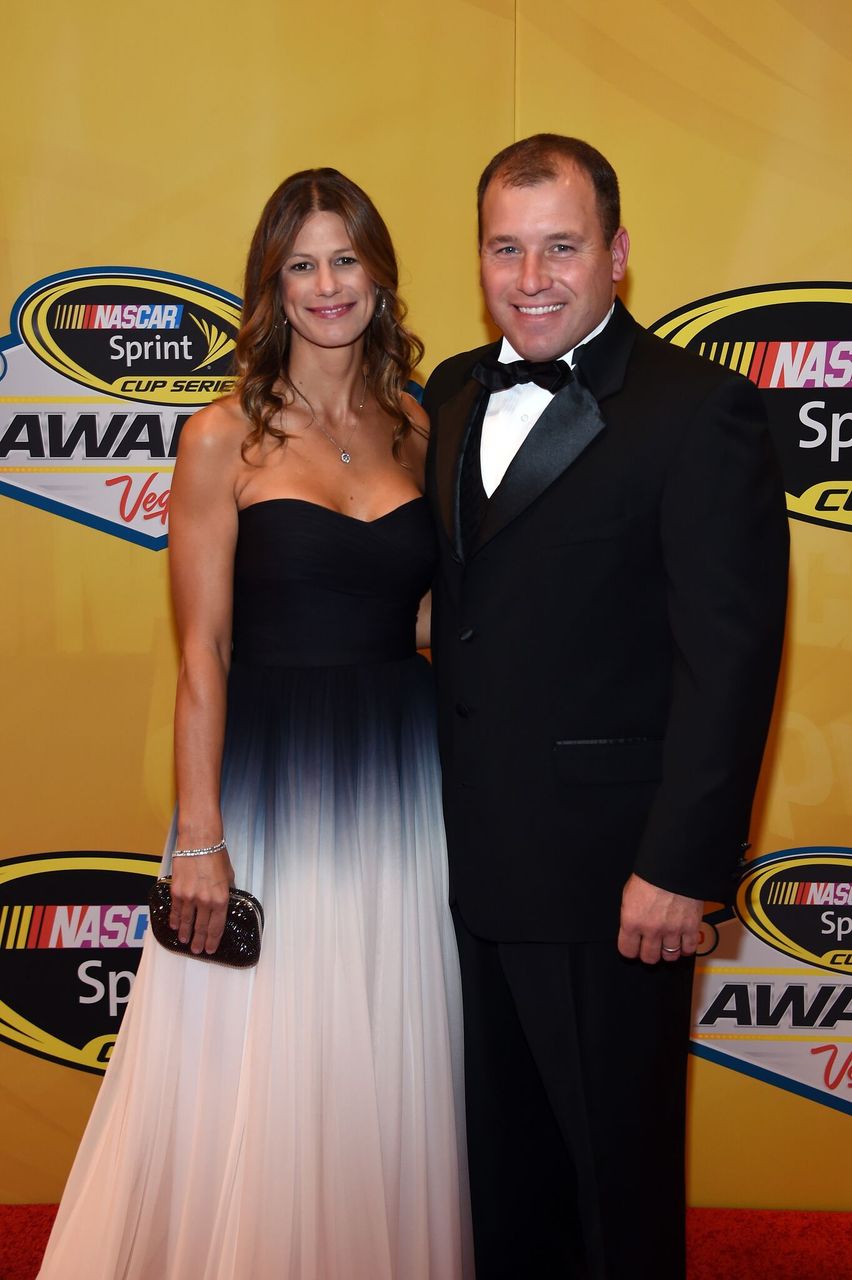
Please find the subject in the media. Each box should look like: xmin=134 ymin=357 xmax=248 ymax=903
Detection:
xmin=662 ymin=945 xmax=681 ymax=953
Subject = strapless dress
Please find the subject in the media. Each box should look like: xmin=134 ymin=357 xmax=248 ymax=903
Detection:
xmin=39 ymin=496 xmax=472 ymax=1280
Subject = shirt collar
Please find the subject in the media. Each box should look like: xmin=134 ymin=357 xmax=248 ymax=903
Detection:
xmin=497 ymin=303 xmax=615 ymax=367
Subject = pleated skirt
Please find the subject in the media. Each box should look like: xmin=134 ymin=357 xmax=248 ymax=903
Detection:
xmin=39 ymin=656 xmax=472 ymax=1280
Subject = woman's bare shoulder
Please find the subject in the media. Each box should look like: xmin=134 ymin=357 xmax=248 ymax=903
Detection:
xmin=403 ymin=390 xmax=429 ymax=437
xmin=178 ymin=395 xmax=249 ymax=461
xmin=397 ymin=392 xmax=429 ymax=483
xmin=403 ymin=389 xmax=429 ymax=448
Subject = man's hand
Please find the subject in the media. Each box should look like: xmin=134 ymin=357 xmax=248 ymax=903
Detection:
xmin=617 ymin=873 xmax=704 ymax=964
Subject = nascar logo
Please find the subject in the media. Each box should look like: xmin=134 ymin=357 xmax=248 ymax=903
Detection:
xmin=735 ymin=848 xmax=852 ymax=972
xmin=653 ymin=283 xmax=852 ymax=532
xmin=697 ymin=339 xmax=852 ymax=390
xmin=691 ymin=847 xmax=852 ymax=1115
xmin=0 ymin=266 xmax=241 ymax=548
xmin=0 ymin=851 xmax=159 ymax=1073
xmin=763 ymin=881 xmax=852 ymax=907
xmin=54 ymin=303 xmax=184 ymax=330
xmin=17 ymin=269 xmax=239 ymax=402
xmin=0 ymin=902 xmax=148 ymax=949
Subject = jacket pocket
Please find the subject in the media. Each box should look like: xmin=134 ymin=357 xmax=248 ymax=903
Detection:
xmin=552 ymin=738 xmax=663 ymax=785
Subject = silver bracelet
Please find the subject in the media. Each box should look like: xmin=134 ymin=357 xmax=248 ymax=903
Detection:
xmin=173 ymin=837 xmax=227 ymax=858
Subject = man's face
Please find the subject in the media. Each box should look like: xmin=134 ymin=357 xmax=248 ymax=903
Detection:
xmin=479 ymin=161 xmax=629 ymax=361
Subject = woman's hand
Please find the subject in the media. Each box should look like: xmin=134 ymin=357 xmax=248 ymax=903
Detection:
xmin=169 ymin=848 xmax=236 ymax=955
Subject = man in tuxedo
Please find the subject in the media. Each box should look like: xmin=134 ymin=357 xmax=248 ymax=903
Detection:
xmin=423 ymin=134 xmax=788 ymax=1279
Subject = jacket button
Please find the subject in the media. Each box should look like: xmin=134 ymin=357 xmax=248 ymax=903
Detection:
xmin=455 ymin=702 xmax=471 ymax=718
xmin=458 ymin=627 xmax=476 ymax=642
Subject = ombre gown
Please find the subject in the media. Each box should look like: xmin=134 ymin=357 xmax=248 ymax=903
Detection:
xmin=39 ymin=495 xmax=472 ymax=1280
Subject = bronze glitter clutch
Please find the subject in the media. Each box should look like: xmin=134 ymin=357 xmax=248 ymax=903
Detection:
xmin=148 ymin=877 xmax=264 ymax=968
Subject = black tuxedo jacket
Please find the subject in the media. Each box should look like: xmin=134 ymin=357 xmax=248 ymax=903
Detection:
xmin=423 ymin=300 xmax=789 ymax=942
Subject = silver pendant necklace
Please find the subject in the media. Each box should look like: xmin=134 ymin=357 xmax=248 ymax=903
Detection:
xmin=311 ymin=372 xmax=367 ymax=464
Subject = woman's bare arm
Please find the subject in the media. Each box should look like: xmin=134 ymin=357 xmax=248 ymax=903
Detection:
xmin=167 ymin=403 xmax=242 ymax=955
xmin=403 ymin=395 xmax=433 ymax=654
xmin=416 ymin=592 xmax=432 ymax=651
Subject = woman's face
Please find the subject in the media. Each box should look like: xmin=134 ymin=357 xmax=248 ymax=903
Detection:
xmin=279 ymin=211 xmax=376 ymax=351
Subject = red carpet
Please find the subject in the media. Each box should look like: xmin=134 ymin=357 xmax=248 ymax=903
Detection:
xmin=0 ymin=1203 xmax=849 ymax=1279
xmin=686 ymin=1207 xmax=851 ymax=1280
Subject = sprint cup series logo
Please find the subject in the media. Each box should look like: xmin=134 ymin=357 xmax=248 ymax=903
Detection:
xmin=737 ymin=850 xmax=852 ymax=974
xmin=652 ymin=283 xmax=852 ymax=532
xmin=0 ymin=267 xmax=241 ymax=548
xmin=691 ymin=848 xmax=852 ymax=1114
xmin=0 ymin=852 xmax=159 ymax=1073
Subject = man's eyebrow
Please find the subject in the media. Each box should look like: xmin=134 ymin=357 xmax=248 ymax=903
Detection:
xmin=485 ymin=231 xmax=578 ymax=244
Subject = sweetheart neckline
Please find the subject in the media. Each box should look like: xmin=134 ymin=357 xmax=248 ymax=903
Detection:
xmin=237 ymin=495 xmax=426 ymax=525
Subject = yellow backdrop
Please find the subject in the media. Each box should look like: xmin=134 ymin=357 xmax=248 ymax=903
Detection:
xmin=1 ymin=0 xmax=849 ymax=1210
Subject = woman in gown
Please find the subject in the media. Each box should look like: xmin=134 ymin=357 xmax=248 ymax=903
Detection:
xmin=38 ymin=168 xmax=472 ymax=1280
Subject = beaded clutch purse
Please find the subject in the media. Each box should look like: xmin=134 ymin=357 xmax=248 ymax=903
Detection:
xmin=148 ymin=878 xmax=264 ymax=968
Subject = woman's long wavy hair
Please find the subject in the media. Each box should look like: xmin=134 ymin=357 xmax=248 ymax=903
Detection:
xmin=235 ymin=168 xmax=424 ymax=459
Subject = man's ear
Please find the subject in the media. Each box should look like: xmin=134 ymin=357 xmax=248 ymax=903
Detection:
xmin=611 ymin=227 xmax=629 ymax=283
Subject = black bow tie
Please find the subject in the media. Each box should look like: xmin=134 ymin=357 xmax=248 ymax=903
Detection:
xmin=472 ymin=354 xmax=574 ymax=396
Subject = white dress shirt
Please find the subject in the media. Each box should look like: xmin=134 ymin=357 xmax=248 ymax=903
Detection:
xmin=479 ymin=305 xmax=614 ymax=497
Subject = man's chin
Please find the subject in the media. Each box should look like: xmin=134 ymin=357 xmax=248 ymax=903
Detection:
xmin=498 ymin=319 xmax=574 ymax=363
xmin=507 ymin=341 xmax=570 ymax=362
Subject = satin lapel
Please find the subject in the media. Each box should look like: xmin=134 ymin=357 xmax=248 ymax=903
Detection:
xmin=471 ymin=299 xmax=640 ymax=556
xmin=574 ymin=296 xmax=638 ymax=402
xmin=473 ymin=379 xmax=605 ymax=554
xmin=433 ymin=378 xmax=487 ymax=562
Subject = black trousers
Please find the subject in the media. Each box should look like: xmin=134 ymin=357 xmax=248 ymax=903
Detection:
xmin=452 ymin=907 xmax=695 ymax=1280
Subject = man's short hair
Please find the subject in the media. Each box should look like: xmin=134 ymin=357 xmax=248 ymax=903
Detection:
xmin=477 ymin=133 xmax=621 ymax=245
